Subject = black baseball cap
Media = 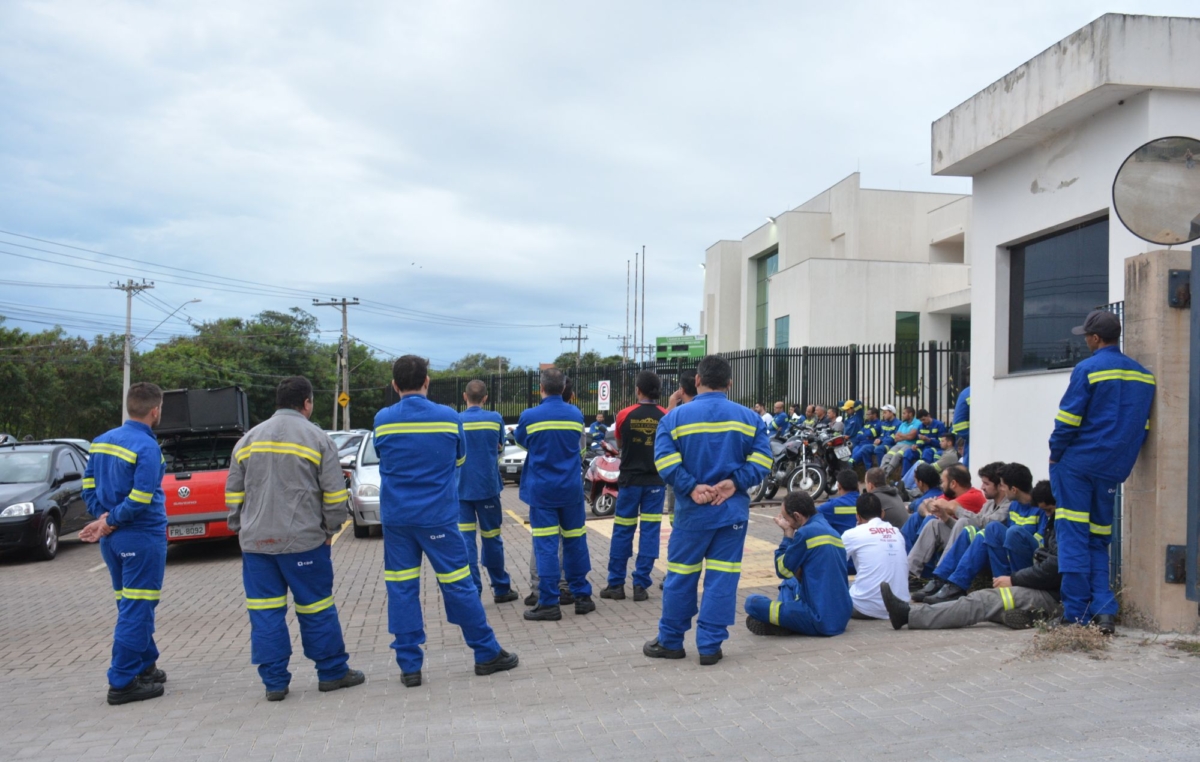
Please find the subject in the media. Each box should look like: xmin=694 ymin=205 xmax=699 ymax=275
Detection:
xmin=1071 ymin=310 xmax=1121 ymax=341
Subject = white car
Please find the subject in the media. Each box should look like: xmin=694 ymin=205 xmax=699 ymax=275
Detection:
xmin=341 ymin=434 xmax=381 ymax=538
xmin=499 ymin=444 xmax=525 ymax=484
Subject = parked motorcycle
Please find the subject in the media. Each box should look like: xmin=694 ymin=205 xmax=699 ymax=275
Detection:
xmin=752 ymin=431 xmax=802 ymax=502
xmin=584 ymin=440 xmax=621 ymax=517
xmin=787 ymin=427 xmax=854 ymax=497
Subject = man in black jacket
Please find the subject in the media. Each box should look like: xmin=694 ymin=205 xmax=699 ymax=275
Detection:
xmin=880 ymin=480 xmax=1059 ymax=630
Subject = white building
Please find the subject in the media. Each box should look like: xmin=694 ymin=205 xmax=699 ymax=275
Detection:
xmin=932 ymin=13 xmax=1200 ymax=468
xmin=700 ymin=173 xmax=972 ymax=353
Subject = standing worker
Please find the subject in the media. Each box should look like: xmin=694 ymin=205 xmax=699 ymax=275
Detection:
xmin=953 ymin=369 xmax=971 ymax=468
xmin=78 ymin=382 xmax=169 ymax=705
xmin=602 ymin=370 xmax=668 ymax=602
xmin=374 ymin=356 xmax=518 ymax=686
xmin=644 ymin=355 xmax=771 ymax=665
xmin=1049 ymin=310 xmax=1154 ymax=634
xmin=459 ymin=380 xmax=518 ymax=603
xmin=517 ymin=367 xmax=596 ymax=621
xmin=224 ymin=377 xmax=365 ymax=701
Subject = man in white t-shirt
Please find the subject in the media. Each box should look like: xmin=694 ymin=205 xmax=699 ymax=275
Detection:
xmin=842 ymin=492 xmax=910 ymax=619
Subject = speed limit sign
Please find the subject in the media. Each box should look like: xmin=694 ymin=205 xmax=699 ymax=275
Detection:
xmin=598 ymin=380 xmax=611 ymax=411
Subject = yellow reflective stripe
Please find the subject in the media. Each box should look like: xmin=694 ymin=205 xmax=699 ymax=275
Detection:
xmin=561 ymin=527 xmax=586 ymax=538
xmin=705 ymin=559 xmax=741 ymax=573
xmin=384 ymin=567 xmax=421 ymax=582
xmin=1090 ymin=523 xmax=1112 ymax=536
xmin=376 ymin=422 xmax=459 ymax=437
xmin=747 ymin=452 xmax=773 ymax=469
xmin=998 ymin=587 xmax=1014 ymax=611
xmin=1010 ymin=514 xmax=1039 ymax=525
xmin=246 ymin=595 xmax=287 ymax=610
xmin=1055 ymin=409 xmax=1083 ymax=427
xmin=806 ymin=535 xmax=845 ymax=550
xmin=91 ymin=443 xmax=138 ymax=464
xmin=670 ymin=421 xmax=756 ymax=439
xmin=776 ymin=554 xmax=794 ymax=579
xmin=833 ymin=506 xmax=857 ymax=515
xmin=322 ymin=489 xmax=348 ymax=504
xmin=613 ymin=516 xmax=638 ymax=526
xmin=462 ymin=421 xmax=501 ymax=431
xmin=667 ymin=561 xmax=703 ymax=575
xmin=435 ymin=566 xmax=471 ymax=584
xmin=640 ymin=513 xmax=663 ymax=523
xmin=294 ymin=596 xmax=334 ymax=614
xmin=966 ymin=525 xmax=979 ymax=541
xmin=458 ymin=522 xmax=478 ymax=532
xmin=1146 ymin=419 xmax=1151 ymax=431
xmin=122 ymin=588 xmax=161 ymax=601
xmin=654 ymin=452 xmax=683 ymax=470
xmin=952 ymin=421 xmax=970 ymax=433
xmin=1087 ymin=369 xmax=1155 ymax=385
xmin=1055 ymin=508 xmax=1090 ymax=524
xmin=225 ymin=492 xmax=245 ymax=504
xmin=531 ymin=525 xmax=561 ymax=537
xmin=113 ymin=590 xmax=123 ymax=600
xmin=525 ymin=420 xmax=584 ymax=435
xmin=128 ymin=489 xmax=153 ymax=504
xmin=480 ymin=528 xmax=501 ymax=538
xmin=82 ymin=477 xmax=96 ymax=489
xmin=769 ymin=601 xmax=782 ymax=626
xmin=236 ymin=441 xmax=321 ymax=466
xmin=456 ymin=455 xmax=467 ymax=467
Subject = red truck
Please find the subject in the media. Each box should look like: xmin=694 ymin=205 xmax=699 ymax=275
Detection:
xmin=158 ymin=387 xmax=249 ymax=543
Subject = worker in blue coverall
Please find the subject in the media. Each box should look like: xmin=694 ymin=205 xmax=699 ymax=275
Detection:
xmin=900 ymin=463 xmax=944 ymax=553
xmin=851 ymin=407 xmax=881 ymax=469
xmin=644 ymin=355 xmax=771 ymax=665
xmin=518 ymin=367 xmax=596 ymax=620
xmin=1049 ymin=310 xmax=1154 ymax=634
xmin=818 ymin=470 xmax=861 ymax=536
xmin=744 ymin=490 xmax=853 ymax=637
xmin=587 ymin=413 xmax=608 ymax=450
xmin=458 ymin=380 xmax=518 ymax=603
xmin=770 ymin=401 xmax=791 ymax=436
xmin=79 ymin=382 xmax=169 ymax=705
xmin=374 ymin=355 xmax=518 ymax=687
xmin=953 ymin=372 xmax=971 ymax=468
xmin=871 ymin=405 xmax=901 ymax=467
xmin=839 ymin=400 xmax=863 ymax=440
xmin=902 ymin=410 xmax=949 ymax=473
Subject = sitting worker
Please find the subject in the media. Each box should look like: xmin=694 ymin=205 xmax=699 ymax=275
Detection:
xmin=824 ymin=406 xmax=842 ymax=432
xmin=870 ymin=405 xmax=901 ymax=468
xmin=587 ymin=413 xmax=609 ymax=451
xmin=863 ymin=466 xmax=907 ymax=528
xmin=901 ymin=433 xmax=958 ymax=494
xmin=789 ymin=405 xmax=803 ymax=426
xmin=900 ymin=464 xmax=944 ymax=553
xmin=818 ymin=470 xmax=861 ymax=536
xmin=840 ymin=400 xmax=864 ymax=440
xmin=842 ymin=492 xmax=909 ymax=620
xmin=803 ymin=404 xmax=817 ymax=427
xmin=851 ymin=407 xmax=882 ymax=470
xmin=900 ymin=409 xmax=948 ymax=474
xmin=812 ymin=405 xmax=829 ymax=430
xmin=770 ymin=401 xmax=791 ymax=437
xmin=878 ymin=407 xmax=920 ymax=476
xmin=879 ymin=481 xmax=1060 ymax=631
xmin=744 ymin=491 xmax=852 ymax=637
xmin=906 ymin=464 xmax=991 ymax=588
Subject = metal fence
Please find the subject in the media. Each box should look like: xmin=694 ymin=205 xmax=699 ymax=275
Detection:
xmin=391 ymin=342 xmax=969 ymax=424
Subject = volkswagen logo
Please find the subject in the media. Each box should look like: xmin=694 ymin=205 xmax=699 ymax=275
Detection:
xmin=177 ymin=486 xmax=191 ymax=499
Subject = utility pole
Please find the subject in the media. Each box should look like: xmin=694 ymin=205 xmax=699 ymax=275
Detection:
xmin=625 ymin=259 xmax=631 ymax=363
xmin=632 ymin=250 xmax=639 ymax=365
xmin=313 ymin=297 xmax=360 ymax=431
xmin=112 ymin=279 xmax=154 ymax=421
xmin=559 ymin=324 xmax=589 ymax=373
xmin=641 ymin=244 xmax=646 ymax=364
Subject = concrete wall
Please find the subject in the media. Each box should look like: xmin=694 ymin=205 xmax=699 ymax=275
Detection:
xmin=702 ymin=240 xmax=744 ymax=353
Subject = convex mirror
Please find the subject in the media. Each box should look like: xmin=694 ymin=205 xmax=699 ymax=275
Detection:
xmin=1113 ymin=136 xmax=1200 ymax=245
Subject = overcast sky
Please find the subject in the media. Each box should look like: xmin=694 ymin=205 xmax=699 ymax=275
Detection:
xmin=1 ymin=1 xmax=1196 ymax=368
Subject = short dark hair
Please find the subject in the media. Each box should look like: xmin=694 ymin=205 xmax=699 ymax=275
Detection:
xmin=679 ymin=370 xmax=698 ymax=397
xmin=636 ymin=370 xmax=662 ymax=400
xmin=127 ymin=382 xmax=164 ymax=418
xmin=540 ymin=367 xmax=566 ymax=396
xmin=696 ymin=355 xmax=732 ymax=390
xmin=836 ymin=469 xmax=859 ymax=493
xmin=1031 ymin=480 xmax=1055 ymax=506
xmin=1000 ymin=462 xmax=1033 ymax=494
xmin=867 ymin=407 xmax=880 ymax=418
xmin=903 ymin=406 xmax=916 ymax=416
xmin=977 ymin=461 xmax=1006 ymax=485
xmin=465 ymin=379 xmax=487 ymax=404
xmin=944 ymin=464 xmax=972 ymax=490
xmin=914 ymin=463 xmax=940 ymax=490
xmin=276 ymin=376 xmax=312 ymax=411
xmin=916 ymin=409 xmax=930 ymax=419
xmin=856 ymin=492 xmax=883 ymax=520
xmin=561 ymin=376 xmax=574 ymax=404
xmin=865 ymin=467 xmax=887 ymax=488
xmin=393 ymin=355 xmax=429 ymax=392
xmin=783 ymin=490 xmax=817 ymax=519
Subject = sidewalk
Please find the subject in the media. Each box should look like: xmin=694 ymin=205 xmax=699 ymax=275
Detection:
xmin=1 ymin=485 xmax=1199 ymax=761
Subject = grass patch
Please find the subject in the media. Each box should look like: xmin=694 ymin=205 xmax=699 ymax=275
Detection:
xmin=1023 ymin=621 xmax=1110 ymax=660
xmin=1167 ymin=639 xmax=1200 ymax=657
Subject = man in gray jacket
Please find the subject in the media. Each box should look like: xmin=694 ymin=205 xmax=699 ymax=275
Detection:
xmin=226 ymin=377 xmax=365 ymax=701
xmin=863 ymin=467 xmax=908 ymax=528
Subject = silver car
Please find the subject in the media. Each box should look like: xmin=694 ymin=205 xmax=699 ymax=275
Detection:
xmin=341 ymin=433 xmax=381 ymax=538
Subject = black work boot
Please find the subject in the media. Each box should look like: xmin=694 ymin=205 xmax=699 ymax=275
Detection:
xmin=523 ymin=591 xmax=539 ymax=606
xmin=107 ymin=678 xmax=165 ymax=705
xmin=1092 ymin=614 xmax=1117 ymax=636
xmin=475 ymin=649 xmax=519 ymax=676
xmin=401 ymin=672 xmax=422 ymax=688
xmin=633 ymin=585 xmax=649 ymax=602
xmin=574 ymin=595 xmax=596 ymax=615
xmin=318 ymin=669 xmax=366 ymax=692
xmin=924 ymin=582 xmax=967 ymax=605
xmin=600 ymin=584 xmax=626 ymax=600
xmin=523 ymin=604 xmax=562 ymax=621
xmin=880 ymin=582 xmax=911 ymax=630
xmin=745 ymin=615 xmax=791 ymax=637
xmin=642 ymin=637 xmax=685 ymax=660
xmin=1000 ymin=609 xmax=1035 ymax=630
xmin=558 ymin=585 xmax=575 ymax=605
xmin=699 ymin=650 xmax=723 ymax=666
xmin=910 ymin=578 xmax=944 ymax=603
xmin=494 ymin=590 xmax=520 ymax=604
xmin=265 ymin=686 xmax=289 ymax=702
xmin=139 ymin=662 xmax=167 ymax=683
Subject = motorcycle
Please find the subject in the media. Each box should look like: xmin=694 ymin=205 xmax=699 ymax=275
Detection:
xmin=752 ymin=430 xmax=804 ymax=502
xmin=584 ymin=440 xmax=621 ymax=517
xmin=787 ymin=426 xmax=854 ymax=497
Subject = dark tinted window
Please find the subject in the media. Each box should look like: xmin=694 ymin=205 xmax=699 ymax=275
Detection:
xmin=1009 ymin=219 xmax=1109 ymax=372
xmin=160 ymin=435 xmax=240 ymax=473
xmin=0 ymin=451 xmax=51 ymax=483
xmin=55 ymin=450 xmax=76 ymax=478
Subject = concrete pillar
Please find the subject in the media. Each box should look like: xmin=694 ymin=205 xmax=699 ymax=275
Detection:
xmin=1123 ymin=250 xmax=1197 ymax=633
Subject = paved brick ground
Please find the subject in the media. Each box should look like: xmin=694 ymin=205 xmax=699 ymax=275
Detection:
xmin=4 ymin=485 xmax=1200 ymax=761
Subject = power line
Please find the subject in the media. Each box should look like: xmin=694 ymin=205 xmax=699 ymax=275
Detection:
xmin=314 ymin=298 xmax=360 ymax=431
xmin=559 ymin=324 xmax=589 ymax=373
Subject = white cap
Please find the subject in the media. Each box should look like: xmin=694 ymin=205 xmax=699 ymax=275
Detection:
xmin=881 ymin=404 xmax=897 ymax=414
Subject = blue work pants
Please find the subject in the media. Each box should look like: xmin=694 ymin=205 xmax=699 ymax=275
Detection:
xmin=530 ymin=503 xmax=593 ymax=606
xmin=658 ymin=522 xmax=747 ymax=655
xmin=606 ymin=485 xmax=665 ymax=589
xmin=459 ymin=497 xmax=512 ymax=596
xmin=100 ymin=529 xmax=166 ymax=689
xmin=984 ymin=523 xmax=1040 ymax=578
xmin=852 ymin=443 xmax=877 ymax=468
xmin=932 ymin=525 xmax=982 ymax=581
xmin=1051 ymin=463 xmax=1118 ymax=622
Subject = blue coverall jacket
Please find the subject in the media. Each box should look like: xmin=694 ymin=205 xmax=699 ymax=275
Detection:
xmin=459 ymin=406 xmax=505 ymax=501
xmin=514 ymin=395 xmax=585 ymax=508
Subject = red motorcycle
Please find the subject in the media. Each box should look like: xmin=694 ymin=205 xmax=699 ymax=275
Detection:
xmin=584 ymin=440 xmax=621 ymax=517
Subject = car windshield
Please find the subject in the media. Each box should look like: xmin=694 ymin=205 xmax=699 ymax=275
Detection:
xmin=0 ymin=451 xmax=51 ymax=483
xmin=360 ymin=435 xmax=379 ymax=466
xmin=160 ymin=435 xmax=240 ymax=473
xmin=328 ymin=431 xmax=351 ymax=447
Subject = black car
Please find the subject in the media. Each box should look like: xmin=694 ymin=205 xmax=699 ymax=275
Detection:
xmin=0 ymin=442 xmax=91 ymax=560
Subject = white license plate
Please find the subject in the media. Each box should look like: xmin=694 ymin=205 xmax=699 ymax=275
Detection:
xmin=834 ymin=445 xmax=852 ymax=460
xmin=506 ymin=466 xmax=518 ymax=473
xmin=168 ymin=523 xmax=206 ymax=538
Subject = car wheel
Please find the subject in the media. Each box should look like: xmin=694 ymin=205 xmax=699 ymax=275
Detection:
xmin=35 ymin=514 xmax=59 ymax=561
xmin=352 ymin=513 xmax=370 ymax=539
